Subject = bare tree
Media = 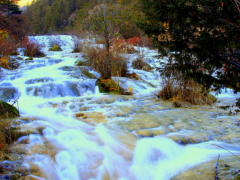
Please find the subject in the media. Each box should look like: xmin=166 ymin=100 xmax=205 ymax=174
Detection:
xmin=80 ymin=0 xmax=130 ymax=79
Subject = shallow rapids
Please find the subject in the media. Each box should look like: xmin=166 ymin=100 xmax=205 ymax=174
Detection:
xmin=1 ymin=35 xmax=240 ymax=180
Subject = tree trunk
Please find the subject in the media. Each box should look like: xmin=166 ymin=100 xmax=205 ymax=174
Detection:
xmin=105 ymin=34 xmax=111 ymax=79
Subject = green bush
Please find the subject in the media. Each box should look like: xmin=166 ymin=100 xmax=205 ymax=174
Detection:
xmin=48 ymin=45 xmax=63 ymax=51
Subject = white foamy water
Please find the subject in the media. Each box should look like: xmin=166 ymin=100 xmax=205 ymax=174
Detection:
xmin=1 ymin=35 xmax=240 ymax=180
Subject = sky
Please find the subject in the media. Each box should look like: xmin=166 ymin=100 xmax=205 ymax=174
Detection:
xmin=18 ymin=0 xmax=33 ymax=7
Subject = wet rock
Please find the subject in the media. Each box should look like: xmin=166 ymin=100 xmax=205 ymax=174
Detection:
xmin=62 ymin=101 xmax=69 ymax=104
xmin=173 ymin=156 xmax=240 ymax=180
xmin=52 ymin=103 xmax=58 ymax=108
xmin=135 ymin=128 xmax=166 ymax=137
xmin=0 ymin=87 xmax=19 ymax=102
xmin=20 ymin=117 xmax=30 ymax=121
xmin=121 ymin=91 xmax=133 ymax=95
xmin=126 ymin=72 xmax=139 ymax=80
xmin=132 ymin=58 xmax=152 ymax=71
xmin=9 ymin=58 xmax=20 ymax=70
xmin=8 ymin=144 xmax=28 ymax=155
xmin=25 ymin=77 xmax=54 ymax=84
xmin=91 ymin=96 xmax=117 ymax=104
xmin=17 ymin=136 xmax=29 ymax=144
xmin=75 ymin=113 xmax=84 ymax=117
xmin=114 ymin=111 xmax=127 ymax=117
xmin=20 ymin=175 xmax=43 ymax=180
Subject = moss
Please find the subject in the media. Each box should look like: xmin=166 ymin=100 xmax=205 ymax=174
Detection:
xmin=75 ymin=59 xmax=89 ymax=66
xmin=25 ymin=57 xmax=33 ymax=60
xmin=48 ymin=45 xmax=63 ymax=51
xmin=81 ymin=70 xmax=96 ymax=79
xmin=17 ymin=57 xmax=23 ymax=60
xmin=96 ymin=77 xmax=124 ymax=94
xmin=0 ymin=101 xmax=20 ymax=118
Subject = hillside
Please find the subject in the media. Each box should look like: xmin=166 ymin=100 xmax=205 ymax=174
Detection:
xmin=23 ymin=0 xmax=96 ymax=34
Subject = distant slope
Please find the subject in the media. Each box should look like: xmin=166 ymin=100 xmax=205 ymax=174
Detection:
xmin=23 ymin=0 xmax=96 ymax=34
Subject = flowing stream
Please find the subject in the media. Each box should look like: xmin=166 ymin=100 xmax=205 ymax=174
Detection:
xmin=1 ymin=35 xmax=240 ymax=180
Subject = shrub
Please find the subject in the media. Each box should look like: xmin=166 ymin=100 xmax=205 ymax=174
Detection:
xmin=0 ymin=36 xmax=18 ymax=56
xmin=83 ymin=43 xmax=128 ymax=78
xmin=0 ymin=56 xmax=10 ymax=69
xmin=113 ymin=38 xmax=137 ymax=54
xmin=72 ymin=37 xmax=83 ymax=53
xmin=128 ymin=36 xmax=154 ymax=49
xmin=22 ymin=38 xmax=45 ymax=57
xmin=157 ymin=77 xmax=217 ymax=105
xmin=128 ymin=36 xmax=143 ymax=46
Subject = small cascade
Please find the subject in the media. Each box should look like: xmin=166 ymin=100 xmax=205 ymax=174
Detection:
xmin=26 ymin=80 xmax=96 ymax=98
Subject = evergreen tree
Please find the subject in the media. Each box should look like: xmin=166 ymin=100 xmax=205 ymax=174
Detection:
xmin=0 ymin=0 xmax=21 ymax=16
xmin=138 ymin=0 xmax=240 ymax=93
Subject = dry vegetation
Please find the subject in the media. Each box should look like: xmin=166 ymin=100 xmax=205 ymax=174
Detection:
xmin=0 ymin=37 xmax=18 ymax=56
xmin=71 ymin=37 xmax=83 ymax=53
xmin=0 ymin=56 xmax=10 ymax=69
xmin=22 ymin=38 xmax=45 ymax=57
xmin=0 ymin=101 xmax=20 ymax=160
xmin=157 ymin=77 xmax=217 ymax=106
xmin=82 ymin=41 xmax=128 ymax=77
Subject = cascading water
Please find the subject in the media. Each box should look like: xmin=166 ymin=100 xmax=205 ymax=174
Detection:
xmin=1 ymin=35 xmax=240 ymax=180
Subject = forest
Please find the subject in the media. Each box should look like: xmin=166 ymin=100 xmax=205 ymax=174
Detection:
xmin=0 ymin=0 xmax=240 ymax=179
